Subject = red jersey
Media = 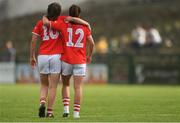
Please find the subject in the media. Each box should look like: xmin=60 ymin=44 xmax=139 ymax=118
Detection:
xmin=51 ymin=16 xmax=91 ymax=64
xmin=32 ymin=20 xmax=63 ymax=55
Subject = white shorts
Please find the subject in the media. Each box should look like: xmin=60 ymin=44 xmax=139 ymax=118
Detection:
xmin=38 ymin=54 xmax=61 ymax=74
xmin=62 ymin=61 xmax=86 ymax=76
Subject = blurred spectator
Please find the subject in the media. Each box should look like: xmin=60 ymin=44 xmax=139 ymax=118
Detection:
xmin=1 ymin=41 xmax=16 ymax=62
xmin=109 ymin=38 xmax=119 ymax=53
xmin=164 ymin=38 xmax=173 ymax=48
xmin=96 ymin=36 xmax=109 ymax=54
xmin=119 ymin=34 xmax=129 ymax=53
xmin=146 ymin=26 xmax=162 ymax=48
xmin=131 ymin=24 xmax=146 ymax=48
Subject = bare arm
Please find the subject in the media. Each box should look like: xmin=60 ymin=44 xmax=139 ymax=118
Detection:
xmin=86 ymin=35 xmax=95 ymax=64
xmin=43 ymin=16 xmax=91 ymax=30
xmin=66 ymin=17 xmax=91 ymax=30
xmin=30 ymin=34 xmax=38 ymax=69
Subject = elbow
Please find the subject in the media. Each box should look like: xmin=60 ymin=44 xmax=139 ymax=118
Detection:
xmin=91 ymin=39 xmax=95 ymax=46
xmin=91 ymin=41 xmax=95 ymax=50
xmin=92 ymin=41 xmax=95 ymax=47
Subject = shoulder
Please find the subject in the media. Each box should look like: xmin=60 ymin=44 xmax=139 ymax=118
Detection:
xmin=73 ymin=24 xmax=87 ymax=29
xmin=58 ymin=16 xmax=67 ymax=21
xmin=84 ymin=26 xmax=91 ymax=33
xmin=34 ymin=20 xmax=43 ymax=27
xmin=37 ymin=20 xmax=43 ymax=25
xmin=55 ymin=16 xmax=68 ymax=26
xmin=79 ymin=26 xmax=91 ymax=36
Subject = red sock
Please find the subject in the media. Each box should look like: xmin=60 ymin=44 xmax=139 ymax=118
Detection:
xmin=63 ymin=97 xmax=70 ymax=106
xmin=62 ymin=97 xmax=70 ymax=113
xmin=74 ymin=103 xmax=80 ymax=112
xmin=47 ymin=108 xmax=53 ymax=114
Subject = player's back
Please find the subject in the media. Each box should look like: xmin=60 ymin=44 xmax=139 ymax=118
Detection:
xmin=61 ymin=23 xmax=91 ymax=64
xmin=32 ymin=20 xmax=63 ymax=55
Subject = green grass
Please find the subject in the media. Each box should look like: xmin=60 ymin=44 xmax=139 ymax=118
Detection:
xmin=0 ymin=84 xmax=180 ymax=122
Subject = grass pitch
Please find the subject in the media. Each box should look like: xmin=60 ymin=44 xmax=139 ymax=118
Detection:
xmin=0 ymin=84 xmax=180 ymax=122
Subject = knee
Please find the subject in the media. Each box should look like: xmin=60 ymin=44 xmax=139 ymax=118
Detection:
xmin=74 ymin=84 xmax=81 ymax=91
xmin=49 ymin=84 xmax=57 ymax=90
xmin=63 ymin=80 xmax=70 ymax=86
xmin=42 ymin=82 xmax=49 ymax=87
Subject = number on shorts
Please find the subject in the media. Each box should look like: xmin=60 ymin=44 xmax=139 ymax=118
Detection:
xmin=66 ymin=28 xmax=84 ymax=48
xmin=43 ymin=26 xmax=59 ymax=41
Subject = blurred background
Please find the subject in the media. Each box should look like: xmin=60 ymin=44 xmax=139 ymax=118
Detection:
xmin=0 ymin=0 xmax=180 ymax=85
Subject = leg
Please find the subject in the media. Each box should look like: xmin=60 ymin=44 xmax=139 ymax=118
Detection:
xmin=38 ymin=55 xmax=49 ymax=106
xmin=39 ymin=74 xmax=49 ymax=118
xmin=46 ymin=54 xmax=61 ymax=117
xmin=46 ymin=73 xmax=60 ymax=117
xmin=73 ymin=64 xmax=86 ymax=118
xmin=61 ymin=61 xmax=73 ymax=117
xmin=62 ymin=75 xmax=71 ymax=117
xmin=73 ymin=76 xmax=84 ymax=118
xmin=62 ymin=75 xmax=71 ymax=99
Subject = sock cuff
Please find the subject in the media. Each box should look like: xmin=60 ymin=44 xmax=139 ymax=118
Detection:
xmin=63 ymin=97 xmax=70 ymax=102
xmin=40 ymin=97 xmax=46 ymax=104
xmin=47 ymin=108 xmax=53 ymax=114
xmin=47 ymin=108 xmax=53 ymax=111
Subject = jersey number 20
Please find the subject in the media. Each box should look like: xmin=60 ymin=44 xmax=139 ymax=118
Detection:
xmin=67 ymin=28 xmax=84 ymax=48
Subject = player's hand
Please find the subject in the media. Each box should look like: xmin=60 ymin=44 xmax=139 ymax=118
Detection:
xmin=86 ymin=56 xmax=92 ymax=64
xmin=30 ymin=57 xmax=37 ymax=69
xmin=42 ymin=15 xmax=50 ymax=26
xmin=65 ymin=16 xmax=71 ymax=22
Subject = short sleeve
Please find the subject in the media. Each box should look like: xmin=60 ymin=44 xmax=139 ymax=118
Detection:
xmin=32 ymin=21 xmax=41 ymax=36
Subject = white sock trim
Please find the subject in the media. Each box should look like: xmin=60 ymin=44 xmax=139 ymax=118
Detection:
xmin=64 ymin=106 xmax=69 ymax=113
xmin=73 ymin=111 xmax=80 ymax=118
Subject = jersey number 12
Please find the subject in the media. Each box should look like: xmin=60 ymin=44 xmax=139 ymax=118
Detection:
xmin=67 ymin=28 xmax=84 ymax=48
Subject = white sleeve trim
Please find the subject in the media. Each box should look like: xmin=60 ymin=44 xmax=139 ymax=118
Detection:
xmin=32 ymin=32 xmax=40 ymax=36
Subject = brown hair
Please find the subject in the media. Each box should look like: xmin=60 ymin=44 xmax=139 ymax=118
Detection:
xmin=47 ymin=2 xmax=61 ymax=20
xmin=69 ymin=4 xmax=81 ymax=17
